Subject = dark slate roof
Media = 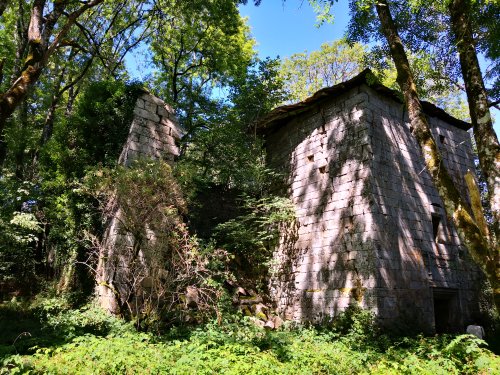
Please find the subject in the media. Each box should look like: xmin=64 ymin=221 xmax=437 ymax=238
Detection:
xmin=255 ymin=69 xmax=471 ymax=132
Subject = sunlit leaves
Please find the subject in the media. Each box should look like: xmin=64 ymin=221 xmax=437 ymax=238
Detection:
xmin=279 ymin=39 xmax=366 ymax=103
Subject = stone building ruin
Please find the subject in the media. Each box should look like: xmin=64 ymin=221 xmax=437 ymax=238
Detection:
xmin=96 ymin=72 xmax=484 ymax=333
xmin=258 ymin=69 xmax=483 ymax=333
xmin=96 ymin=91 xmax=183 ymax=313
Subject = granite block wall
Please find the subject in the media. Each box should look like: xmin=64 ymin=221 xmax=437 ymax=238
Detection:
xmin=266 ymin=84 xmax=482 ymax=332
xmin=118 ymin=92 xmax=181 ymax=165
xmin=96 ymin=92 xmax=183 ymax=313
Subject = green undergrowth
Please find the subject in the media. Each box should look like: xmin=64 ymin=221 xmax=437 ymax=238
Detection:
xmin=1 ymin=300 xmax=498 ymax=374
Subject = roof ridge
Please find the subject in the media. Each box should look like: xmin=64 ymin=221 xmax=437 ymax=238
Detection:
xmin=255 ymin=69 xmax=470 ymax=132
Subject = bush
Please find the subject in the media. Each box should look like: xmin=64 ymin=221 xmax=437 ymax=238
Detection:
xmin=214 ymin=195 xmax=296 ymax=269
xmin=3 ymin=313 xmax=498 ymax=374
xmin=87 ymin=159 xmax=231 ymax=326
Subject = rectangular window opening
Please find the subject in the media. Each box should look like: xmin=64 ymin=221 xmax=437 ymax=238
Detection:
xmin=431 ymin=214 xmax=441 ymax=242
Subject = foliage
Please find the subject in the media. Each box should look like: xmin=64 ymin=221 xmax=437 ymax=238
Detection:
xmin=87 ymin=159 xmax=230 ymax=325
xmin=0 ymin=296 xmax=134 ymax=361
xmin=279 ymin=39 xmax=367 ymax=103
xmin=1 ymin=302 xmax=498 ymax=374
xmin=149 ymin=0 xmax=255 ymax=139
xmin=0 ymin=174 xmax=41 ymax=291
xmin=176 ymin=57 xmax=286 ymax=197
xmin=0 ymin=80 xmax=145 ymax=294
xmin=321 ymin=303 xmax=380 ymax=348
xmin=42 ymin=80 xmax=143 ymax=178
xmin=231 ymin=57 xmax=288 ymax=128
xmin=175 ymin=54 xmax=293 ymax=284
xmin=175 ymin=56 xmax=290 ymax=270
xmin=214 ymin=195 xmax=296 ymax=269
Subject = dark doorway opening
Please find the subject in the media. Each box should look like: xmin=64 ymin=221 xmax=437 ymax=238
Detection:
xmin=433 ymin=288 xmax=460 ymax=333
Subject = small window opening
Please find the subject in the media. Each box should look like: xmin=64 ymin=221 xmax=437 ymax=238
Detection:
xmin=409 ymin=126 xmax=414 ymax=134
xmin=439 ymin=135 xmax=446 ymax=144
xmin=307 ymin=154 xmax=314 ymax=162
xmin=319 ymin=165 xmax=327 ymax=174
xmin=431 ymin=214 xmax=441 ymax=241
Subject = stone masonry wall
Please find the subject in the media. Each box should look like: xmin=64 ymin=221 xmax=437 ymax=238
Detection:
xmin=363 ymin=85 xmax=481 ymax=331
xmin=268 ymin=86 xmax=378 ymax=323
xmin=96 ymin=92 xmax=183 ymax=313
xmin=118 ymin=92 xmax=181 ymax=165
xmin=266 ymin=84 xmax=482 ymax=332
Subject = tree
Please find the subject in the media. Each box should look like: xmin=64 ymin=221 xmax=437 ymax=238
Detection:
xmin=0 ymin=0 xmax=150 ymax=173
xmin=448 ymin=0 xmax=500 ymax=241
xmin=279 ymin=39 xmax=367 ymax=103
xmin=149 ymin=0 xmax=255 ymax=136
xmin=38 ymin=0 xmax=151 ymax=146
xmin=0 ymin=0 xmax=107 ymax=139
xmin=309 ymin=0 xmax=499 ymax=310
xmin=177 ymin=57 xmax=286 ymax=198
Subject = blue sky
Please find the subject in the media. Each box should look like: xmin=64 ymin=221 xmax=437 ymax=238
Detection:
xmin=238 ymin=1 xmax=499 ymax=136
xmin=239 ymin=1 xmax=351 ymax=59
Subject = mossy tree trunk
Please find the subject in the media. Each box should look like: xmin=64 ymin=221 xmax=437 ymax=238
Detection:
xmin=375 ymin=0 xmax=499 ymax=311
xmin=0 ymin=0 xmax=105 ymax=139
xmin=448 ymin=0 xmax=500 ymax=241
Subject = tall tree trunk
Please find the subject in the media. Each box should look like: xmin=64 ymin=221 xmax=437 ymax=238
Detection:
xmin=374 ymin=0 xmax=499 ymax=311
xmin=0 ymin=0 xmax=46 ymax=138
xmin=0 ymin=0 xmax=105 ymax=138
xmin=14 ymin=99 xmax=28 ymax=179
xmin=448 ymin=0 xmax=500 ymax=241
xmin=41 ymin=65 xmax=66 ymax=146
xmin=0 ymin=64 xmax=44 ymax=135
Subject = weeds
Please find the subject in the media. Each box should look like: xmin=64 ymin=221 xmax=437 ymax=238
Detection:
xmin=1 ymin=298 xmax=498 ymax=374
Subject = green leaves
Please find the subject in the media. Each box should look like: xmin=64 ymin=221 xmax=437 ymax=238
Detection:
xmin=150 ymin=0 xmax=255 ymax=107
xmin=214 ymin=195 xmax=295 ymax=265
xmin=279 ymin=39 xmax=367 ymax=103
xmin=3 ymin=311 xmax=499 ymax=374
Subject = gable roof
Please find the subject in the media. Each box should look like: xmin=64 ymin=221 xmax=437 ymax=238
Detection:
xmin=255 ymin=69 xmax=471 ymax=133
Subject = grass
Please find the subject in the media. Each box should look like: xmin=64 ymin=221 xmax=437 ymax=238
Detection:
xmin=0 ymin=298 xmax=498 ymax=374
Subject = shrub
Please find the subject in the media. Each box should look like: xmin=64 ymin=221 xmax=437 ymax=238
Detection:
xmin=87 ymin=159 xmax=231 ymax=326
xmin=4 ymin=315 xmax=498 ymax=374
xmin=214 ymin=195 xmax=296 ymax=268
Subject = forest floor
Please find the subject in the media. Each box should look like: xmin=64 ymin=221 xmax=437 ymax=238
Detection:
xmin=0 ymin=298 xmax=499 ymax=374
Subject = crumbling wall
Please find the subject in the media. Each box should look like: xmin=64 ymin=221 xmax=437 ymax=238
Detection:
xmin=266 ymin=84 xmax=482 ymax=332
xmin=118 ymin=92 xmax=180 ymax=165
xmin=96 ymin=92 xmax=183 ymax=314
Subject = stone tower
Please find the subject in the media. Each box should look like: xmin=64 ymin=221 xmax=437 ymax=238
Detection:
xmin=258 ymin=70 xmax=483 ymax=333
